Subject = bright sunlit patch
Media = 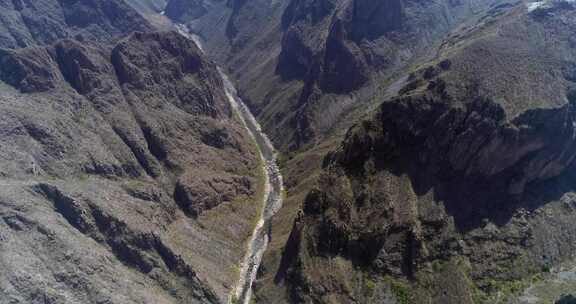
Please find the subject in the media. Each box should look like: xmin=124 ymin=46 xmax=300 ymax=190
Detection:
xmin=526 ymin=0 xmax=576 ymax=11
xmin=526 ymin=0 xmax=547 ymax=11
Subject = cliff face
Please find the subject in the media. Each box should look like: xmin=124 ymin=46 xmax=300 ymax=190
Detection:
xmin=165 ymin=0 xmax=504 ymax=150
xmin=273 ymin=2 xmax=576 ymax=303
xmin=282 ymin=99 xmax=576 ymax=302
xmin=0 ymin=27 xmax=262 ymax=304
xmin=159 ymin=0 xmax=576 ymax=302
xmin=125 ymin=0 xmax=167 ymax=14
xmin=5 ymin=1 xmax=576 ymax=304
xmin=0 ymin=0 xmax=155 ymax=49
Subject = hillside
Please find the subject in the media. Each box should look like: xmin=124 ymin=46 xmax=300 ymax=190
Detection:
xmin=0 ymin=2 xmax=265 ymax=302
xmin=3 ymin=0 xmax=576 ymax=303
xmin=259 ymin=1 xmax=576 ymax=303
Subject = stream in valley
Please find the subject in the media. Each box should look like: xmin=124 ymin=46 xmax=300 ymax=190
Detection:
xmin=175 ymin=24 xmax=285 ymax=304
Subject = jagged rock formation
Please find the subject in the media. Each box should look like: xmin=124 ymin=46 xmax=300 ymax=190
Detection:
xmin=4 ymin=0 xmax=576 ymax=304
xmin=165 ymin=0 xmax=505 ymax=150
xmin=267 ymin=2 xmax=576 ymax=303
xmin=283 ymin=94 xmax=576 ymax=301
xmin=157 ymin=1 xmax=576 ymax=303
xmin=0 ymin=29 xmax=263 ymax=303
xmin=0 ymin=0 xmax=154 ymax=49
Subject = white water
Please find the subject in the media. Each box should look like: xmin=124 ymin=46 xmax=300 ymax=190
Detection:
xmin=175 ymin=24 xmax=284 ymax=304
xmin=526 ymin=0 xmax=576 ymax=11
xmin=221 ymin=70 xmax=284 ymax=304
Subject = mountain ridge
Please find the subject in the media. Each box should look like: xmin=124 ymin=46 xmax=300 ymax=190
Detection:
xmin=0 ymin=7 xmax=265 ymax=301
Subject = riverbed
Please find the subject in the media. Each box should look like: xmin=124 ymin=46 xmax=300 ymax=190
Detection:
xmin=175 ymin=24 xmax=285 ymax=304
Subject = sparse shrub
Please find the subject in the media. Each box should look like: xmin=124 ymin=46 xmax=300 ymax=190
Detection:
xmin=431 ymin=260 xmax=445 ymax=272
xmin=391 ymin=281 xmax=411 ymax=304
xmin=383 ymin=277 xmax=411 ymax=304
xmin=364 ymin=277 xmax=376 ymax=297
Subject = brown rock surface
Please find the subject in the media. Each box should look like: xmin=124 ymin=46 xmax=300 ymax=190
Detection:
xmin=267 ymin=3 xmax=576 ymax=303
xmin=0 ymin=30 xmax=263 ymax=303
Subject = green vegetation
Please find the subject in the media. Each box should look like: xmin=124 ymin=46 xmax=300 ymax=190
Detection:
xmin=231 ymin=264 xmax=241 ymax=281
xmin=383 ymin=276 xmax=412 ymax=304
xmin=493 ymin=280 xmax=529 ymax=297
xmin=276 ymin=151 xmax=292 ymax=170
xmin=472 ymin=272 xmax=545 ymax=304
xmin=364 ymin=276 xmax=376 ymax=298
xmin=391 ymin=281 xmax=411 ymax=304
xmin=431 ymin=260 xmax=446 ymax=272
xmin=416 ymin=256 xmax=546 ymax=304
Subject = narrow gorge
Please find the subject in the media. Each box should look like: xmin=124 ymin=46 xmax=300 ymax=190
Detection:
xmin=4 ymin=0 xmax=576 ymax=303
xmin=175 ymin=23 xmax=285 ymax=304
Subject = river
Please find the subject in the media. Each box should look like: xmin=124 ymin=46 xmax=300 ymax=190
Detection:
xmin=175 ymin=24 xmax=284 ymax=304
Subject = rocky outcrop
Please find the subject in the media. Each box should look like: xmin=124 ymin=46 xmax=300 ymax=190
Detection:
xmin=280 ymin=89 xmax=576 ymax=304
xmin=272 ymin=0 xmax=505 ymax=148
xmin=336 ymin=92 xmax=576 ymax=224
xmin=348 ymin=0 xmax=404 ymax=41
xmin=36 ymin=182 xmax=220 ymax=301
xmin=0 ymin=47 xmax=60 ymax=93
xmin=111 ymin=31 xmax=230 ymax=118
xmin=0 ymin=0 xmax=154 ymax=49
xmin=174 ymin=172 xmax=253 ymax=217
xmin=271 ymin=3 xmax=576 ymax=304
xmin=0 ymin=29 xmax=262 ymax=303
xmin=163 ymin=0 xmax=505 ymax=151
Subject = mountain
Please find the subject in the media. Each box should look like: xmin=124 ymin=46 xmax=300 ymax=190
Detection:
xmin=265 ymin=2 xmax=576 ymax=304
xmin=125 ymin=0 xmax=167 ymax=14
xmin=162 ymin=0 xmax=576 ymax=303
xmin=0 ymin=1 xmax=265 ymax=303
xmin=166 ymin=0 xmax=506 ymax=149
xmin=0 ymin=0 xmax=157 ymax=48
xmin=3 ymin=0 xmax=576 ymax=303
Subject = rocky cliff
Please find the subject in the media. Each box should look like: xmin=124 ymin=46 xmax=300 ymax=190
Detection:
xmin=5 ymin=0 xmax=576 ymax=303
xmin=0 ymin=24 xmax=263 ymax=304
xmin=0 ymin=0 xmax=157 ymax=49
xmin=267 ymin=2 xmax=576 ymax=303
xmin=161 ymin=0 xmax=576 ymax=302
xmin=165 ymin=0 xmax=507 ymax=151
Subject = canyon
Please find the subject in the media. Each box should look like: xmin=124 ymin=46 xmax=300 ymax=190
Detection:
xmin=2 ymin=0 xmax=576 ymax=304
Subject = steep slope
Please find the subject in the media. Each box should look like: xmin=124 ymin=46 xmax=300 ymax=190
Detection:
xmin=165 ymin=0 xmax=506 ymax=150
xmin=125 ymin=0 xmax=173 ymax=29
xmin=0 ymin=0 xmax=155 ymax=49
xmin=267 ymin=2 xmax=576 ymax=304
xmin=0 ymin=30 xmax=264 ymax=303
xmin=5 ymin=1 xmax=576 ymax=304
xmin=125 ymin=0 xmax=167 ymax=14
xmin=163 ymin=1 xmax=576 ymax=303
